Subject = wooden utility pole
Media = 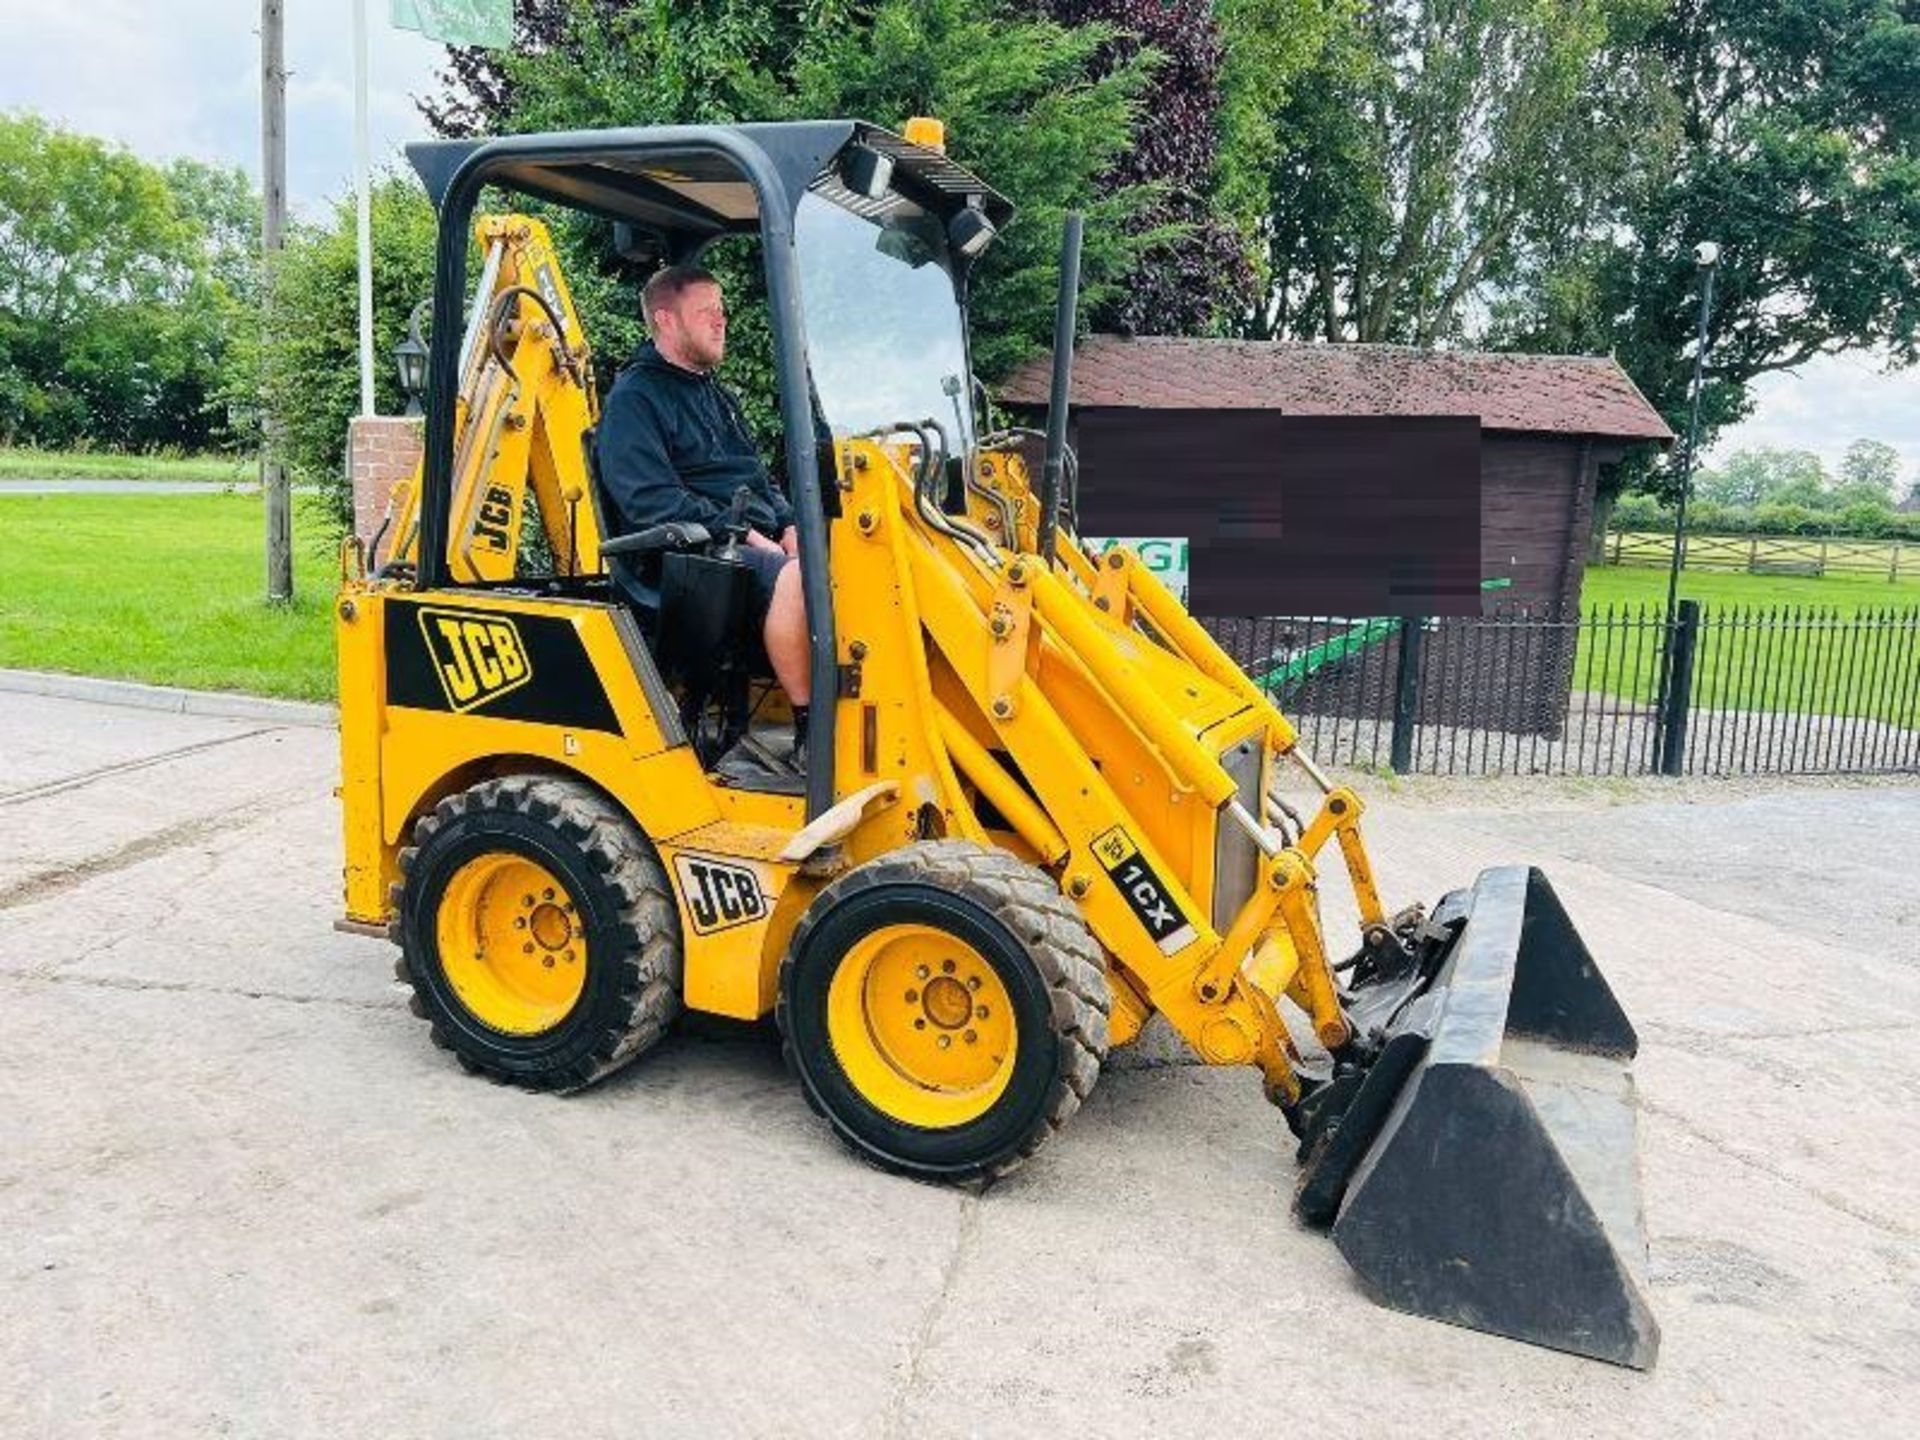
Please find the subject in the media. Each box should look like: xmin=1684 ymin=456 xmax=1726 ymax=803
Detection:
xmin=262 ymin=0 xmax=292 ymax=602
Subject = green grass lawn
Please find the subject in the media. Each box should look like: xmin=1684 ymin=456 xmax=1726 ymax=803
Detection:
xmin=1572 ymin=564 xmax=1920 ymax=722
xmin=0 ymin=493 xmax=338 ymax=701
xmin=0 ymin=497 xmax=1910 ymax=722
xmin=0 ymin=445 xmax=254 ymax=483
xmin=1580 ymin=562 xmax=1920 ymax=616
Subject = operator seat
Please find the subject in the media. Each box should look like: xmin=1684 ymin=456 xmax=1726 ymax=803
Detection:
xmin=583 ymin=428 xmax=797 ymax=789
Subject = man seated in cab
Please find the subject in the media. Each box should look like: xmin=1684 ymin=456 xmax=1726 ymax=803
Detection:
xmin=595 ymin=263 xmax=810 ymax=763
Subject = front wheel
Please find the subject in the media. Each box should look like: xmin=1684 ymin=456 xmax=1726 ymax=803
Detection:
xmin=778 ymin=841 xmax=1109 ymax=1181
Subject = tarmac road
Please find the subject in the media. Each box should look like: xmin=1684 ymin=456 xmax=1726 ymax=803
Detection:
xmin=2 ymin=688 xmax=1917 ymax=1437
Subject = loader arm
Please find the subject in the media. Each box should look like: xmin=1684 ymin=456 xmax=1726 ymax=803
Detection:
xmin=830 ymin=430 xmax=1659 ymax=1367
xmin=381 ymin=215 xmax=604 ymax=582
xmin=832 ymin=435 xmax=1381 ymax=1107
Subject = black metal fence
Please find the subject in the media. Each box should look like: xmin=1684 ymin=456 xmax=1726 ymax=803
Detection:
xmin=1211 ymin=604 xmax=1920 ymax=778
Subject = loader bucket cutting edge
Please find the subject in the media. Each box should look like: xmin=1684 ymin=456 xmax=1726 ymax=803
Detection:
xmin=1301 ymin=866 xmax=1660 ymax=1370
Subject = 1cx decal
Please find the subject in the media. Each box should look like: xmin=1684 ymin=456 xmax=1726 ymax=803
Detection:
xmin=672 ymin=854 xmax=768 ymax=935
xmin=416 ymin=608 xmax=533 ymax=712
xmin=1091 ymin=826 xmax=1198 ymax=956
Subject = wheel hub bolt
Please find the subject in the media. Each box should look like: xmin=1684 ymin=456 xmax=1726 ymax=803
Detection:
xmin=937 ymin=1035 xmax=952 ymax=1049
xmin=964 ymin=1030 xmax=977 ymax=1044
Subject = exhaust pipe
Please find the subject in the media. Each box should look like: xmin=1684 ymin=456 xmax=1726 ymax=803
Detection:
xmin=1036 ymin=212 xmax=1083 ymax=563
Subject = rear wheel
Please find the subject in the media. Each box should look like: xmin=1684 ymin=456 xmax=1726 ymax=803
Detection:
xmin=392 ymin=775 xmax=681 ymax=1089
xmin=778 ymin=841 xmax=1109 ymax=1181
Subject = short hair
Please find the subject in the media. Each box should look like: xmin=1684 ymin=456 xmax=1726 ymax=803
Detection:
xmin=641 ymin=263 xmax=720 ymax=329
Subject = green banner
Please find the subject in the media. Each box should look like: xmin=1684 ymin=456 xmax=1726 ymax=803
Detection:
xmin=391 ymin=0 xmax=512 ymax=49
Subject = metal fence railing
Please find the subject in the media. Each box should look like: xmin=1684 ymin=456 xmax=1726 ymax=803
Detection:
xmin=1211 ymin=603 xmax=1920 ymax=778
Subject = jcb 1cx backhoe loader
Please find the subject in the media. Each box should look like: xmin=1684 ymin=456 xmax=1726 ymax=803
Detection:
xmin=334 ymin=120 xmax=1658 ymax=1368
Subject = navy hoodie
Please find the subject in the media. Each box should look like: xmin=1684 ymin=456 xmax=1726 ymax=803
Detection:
xmin=595 ymin=342 xmax=794 ymax=542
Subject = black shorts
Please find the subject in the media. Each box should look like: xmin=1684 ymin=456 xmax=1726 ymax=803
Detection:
xmin=739 ymin=546 xmax=791 ymax=630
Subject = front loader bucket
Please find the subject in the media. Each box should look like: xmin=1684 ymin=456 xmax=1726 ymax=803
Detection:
xmin=1298 ymin=867 xmax=1659 ymax=1369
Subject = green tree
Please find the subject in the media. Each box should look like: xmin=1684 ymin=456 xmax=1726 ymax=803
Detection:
xmin=1249 ymin=0 xmax=1648 ymax=343
xmin=0 ymin=112 xmax=255 ymax=450
xmin=1695 ymin=445 xmax=1825 ymax=506
xmin=259 ymin=177 xmax=441 ymax=528
xmin=1836 ymin=436 xmax=1901 ymax=506
xmin=424 ymin=0 xmax=1159 ymax=402
xmin=1508 ymin=0 xmax=1920 ymax=521
xmin=1212 ymin=0 xmax=1347 ymax=267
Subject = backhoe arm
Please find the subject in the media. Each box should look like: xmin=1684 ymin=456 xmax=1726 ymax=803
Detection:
xmin=380 ymin=215 xmax=603 ymax=582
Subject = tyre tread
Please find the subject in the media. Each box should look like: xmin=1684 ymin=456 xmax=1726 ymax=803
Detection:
xmin=778 ymin=840 xmax=1109 ymax=1182
xmin=392 ymin=775 xmax=681 ymax=1091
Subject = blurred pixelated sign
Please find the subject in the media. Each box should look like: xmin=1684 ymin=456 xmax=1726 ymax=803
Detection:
xmin=391 ymin=0 xmax=511 ymax=48
xmin=1074 ymin=411 xmax=1482 ymax=617
xmin=1082 ymin=537 xmax=1188 ymax=604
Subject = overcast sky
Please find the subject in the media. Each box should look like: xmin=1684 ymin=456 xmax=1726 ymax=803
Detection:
xmin=1 ymin=1 xmax=443 ymax=219
xmin=3 ymin=0 xmax=1916 ymax=488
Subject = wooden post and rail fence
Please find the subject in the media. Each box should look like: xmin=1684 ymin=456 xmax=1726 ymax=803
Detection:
xmin=1606 ymin=529 xmax=1913 ymax=581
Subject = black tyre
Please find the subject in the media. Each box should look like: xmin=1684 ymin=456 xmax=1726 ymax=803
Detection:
xmin=391 ymin=774 xmax=681 ymax=1089
xmin=778 ymin=841 xmax=1109 ymax=1181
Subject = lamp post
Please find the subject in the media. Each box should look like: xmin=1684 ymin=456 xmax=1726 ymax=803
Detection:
xmin=1650 ymin=241 xmax=1720 ymax=772
xmin=394 ymin=300 xmax=431 ymax=418
xmin=1665 ymin=241 xmax=1720 ymax=623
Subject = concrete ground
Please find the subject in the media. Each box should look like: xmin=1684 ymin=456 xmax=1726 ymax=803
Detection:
xmin=2 ymin=689 xmax=1916 ymax=1437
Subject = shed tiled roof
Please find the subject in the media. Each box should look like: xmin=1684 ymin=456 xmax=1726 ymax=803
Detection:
xmin=1000 ymin=336 xmax=1674 ymax=443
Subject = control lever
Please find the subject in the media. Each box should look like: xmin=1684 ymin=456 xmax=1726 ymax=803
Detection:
xmin=714 ymin=485 xmax=754 ymax=561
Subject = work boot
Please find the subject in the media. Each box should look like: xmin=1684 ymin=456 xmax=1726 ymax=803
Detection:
xmin=788 ymin=704 xmax=809 ymax=771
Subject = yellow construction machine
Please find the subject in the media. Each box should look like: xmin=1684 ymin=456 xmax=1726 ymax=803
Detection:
xmin=335 ymin=121 xmax=1658 ymax=1368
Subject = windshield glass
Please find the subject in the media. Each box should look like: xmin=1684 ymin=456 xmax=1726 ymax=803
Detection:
xmin=793 ymin=187 xmax=975 ymax=455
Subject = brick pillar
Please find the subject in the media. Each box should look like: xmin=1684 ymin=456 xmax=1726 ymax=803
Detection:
xmin=348 ymin=415 xmax=424 ymax=541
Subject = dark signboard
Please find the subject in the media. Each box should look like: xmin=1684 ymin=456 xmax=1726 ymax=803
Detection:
xmin=1074 ymin=410 xmax=1482 ymax=616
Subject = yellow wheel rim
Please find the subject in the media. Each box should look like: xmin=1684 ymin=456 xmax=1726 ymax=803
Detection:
xmin=825 ymin=923 xmax=1018 ymax=1129
xmin=436 ymin=852 xmax=587 ymax=1035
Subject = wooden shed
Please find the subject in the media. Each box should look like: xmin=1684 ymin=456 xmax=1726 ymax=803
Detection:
xmin=1000 ymin=337 xmax=1673 ymax=737
xmin=1000 ymin=336 xmax=1673 ymax=616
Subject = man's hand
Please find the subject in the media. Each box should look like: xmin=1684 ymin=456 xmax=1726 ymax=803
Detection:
xmin=778 ymin=526 xmax=798 ymax=558
xmin=745 ymin=529 xmax=785 ymax=556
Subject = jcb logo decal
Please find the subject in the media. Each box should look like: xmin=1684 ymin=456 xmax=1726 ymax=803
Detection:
xmin=673 ymin=854 xmax=768 ymax=935
xmin=472 ymin=484 xmax=516 ymax=553
xmin=535 ymin=263 xmax=570 ymax=337
xmin=417 ymin=607 xmax=533 ymax=712
xmin=1090 ymin=826 xmax=1198 ymax=956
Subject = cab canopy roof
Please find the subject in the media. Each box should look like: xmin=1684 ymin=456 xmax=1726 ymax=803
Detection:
xmin=406 ymin=121 xmax=1013 ymax=249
